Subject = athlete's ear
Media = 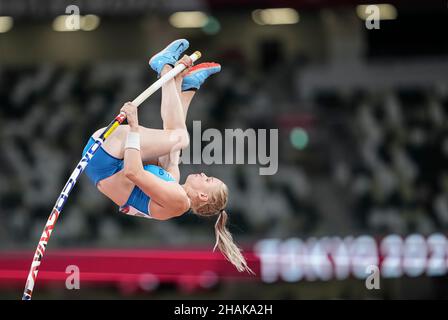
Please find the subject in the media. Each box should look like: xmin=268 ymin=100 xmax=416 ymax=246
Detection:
xmin=198 ymin=192 xmax=208 ymax=202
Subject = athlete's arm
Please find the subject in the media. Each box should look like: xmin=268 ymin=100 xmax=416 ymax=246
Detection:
xmin=158 ymin=153 xmax=180 ymax=182
xmin=125 ymin=155 xmax=188 ymax=216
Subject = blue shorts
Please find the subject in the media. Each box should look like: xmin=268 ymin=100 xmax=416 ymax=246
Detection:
xmin=82 ymin=137 xmax=123 ymax=186
xmin=82 ymin=137 xmax=175 ymax=215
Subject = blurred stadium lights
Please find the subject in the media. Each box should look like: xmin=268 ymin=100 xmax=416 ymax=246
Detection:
xmin=356 ymin=4 xmax=398 ymax=20
xmin=0 ymin=16 xmax=13 ymax=33
xmin=252 ymin=8 xmax=299 ymax=26
xmin=52 ymin=14 xmax=100 ymax=32
xmin=198 ymin=271 xmax=219 ymax=289
xmin=290 ymin=127 xmax=309 ymax=150
xmin=169 ymin=11 xmax=209 ymax=28
xmin=169 ymin=11 xmax=221 ymax=34
xmin=202 ymin=16 xmax=221 ymax=35
xmin=138 ymin=273 xmax=159 ymax=292
xmin=81 ymin=15 xmax=101 ymax=31
xmin=53 ymin=15 xmax=76 ymax=32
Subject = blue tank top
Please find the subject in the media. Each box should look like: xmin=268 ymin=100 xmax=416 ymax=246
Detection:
xmin=119 ymin=165 xmax=175 ymax=217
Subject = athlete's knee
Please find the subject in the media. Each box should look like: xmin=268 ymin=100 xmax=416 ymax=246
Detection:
xmin=168 ymin=128 xmax=190 ymax=150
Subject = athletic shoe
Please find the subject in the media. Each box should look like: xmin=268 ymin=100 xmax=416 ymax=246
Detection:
xmin=149 ymin=39 xmax=189 ymax=76
xmin=182 ymin=62 xmax=221 ymax=91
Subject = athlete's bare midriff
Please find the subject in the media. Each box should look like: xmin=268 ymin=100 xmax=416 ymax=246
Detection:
xmin=97 ymin=171 xmax=135 ymax=207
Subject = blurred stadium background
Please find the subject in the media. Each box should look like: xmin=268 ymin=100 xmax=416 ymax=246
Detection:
xmin=1 ymin=0 xmax=448 ymax=299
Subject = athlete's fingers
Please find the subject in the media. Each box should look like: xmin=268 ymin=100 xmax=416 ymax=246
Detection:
xmin=175 ymin=55 xmax=193 ymax=68
xmin=120 ymin=102 xmax=137 ymax=115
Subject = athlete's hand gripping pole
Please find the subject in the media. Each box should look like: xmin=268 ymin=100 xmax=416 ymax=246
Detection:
xmin=21 ymin=51 xmax=202 ymax=301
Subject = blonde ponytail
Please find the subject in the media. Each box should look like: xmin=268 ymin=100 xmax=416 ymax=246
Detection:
xmin=213 ymin=210 xmax=254 ymax=274
xmin=189 ymin=182 xmax=253 ymax=274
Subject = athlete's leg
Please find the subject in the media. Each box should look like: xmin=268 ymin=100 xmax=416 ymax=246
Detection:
xmin=165 ymin=61 xmax=222 ymax=126
xmin=157 ymin=63 xmax=194 ymax=167
xmin=92 ymin=40 xmax=192 ymax=162
xmin=92 ymin=58 xmax=221 ymax=163
xmin=159 ymin=65 xmax=188 ymax=131
xmin=177 ymin=62 xmax=221 ymax=122
xmin=176 ymin=77 xmax=196 ymax=121
xmin=92 ymin=125 xmax=189 ymax=162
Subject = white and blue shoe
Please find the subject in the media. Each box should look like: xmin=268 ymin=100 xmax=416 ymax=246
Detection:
xmin=149 ymin=39 xmax=189 ymax=76
xmin=182 ymin=62 xmax=221 ymax=91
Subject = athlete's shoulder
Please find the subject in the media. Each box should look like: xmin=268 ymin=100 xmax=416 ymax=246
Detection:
xmin=149 ymin=194 xmax=190 ymax=221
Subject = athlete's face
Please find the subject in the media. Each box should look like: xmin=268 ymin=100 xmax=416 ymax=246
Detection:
xmin=185 ymin=172 xmax=223 ymax=195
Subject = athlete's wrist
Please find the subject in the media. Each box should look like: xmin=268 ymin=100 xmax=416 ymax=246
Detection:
xmin=129 ymin=124 xmax=139 ymax=132
xmin=125 ymin=131 xmax=140 ymax=150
